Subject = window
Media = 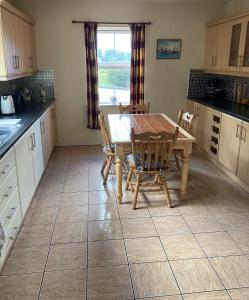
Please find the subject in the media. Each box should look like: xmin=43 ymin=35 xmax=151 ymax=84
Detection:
xmin=97 ymin=26 xmax=131 ymax=105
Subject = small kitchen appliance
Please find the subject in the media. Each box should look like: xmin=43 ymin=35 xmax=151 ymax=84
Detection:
xmin=20 ymin=87 xmax=32 ymax=102
xmin=1 ymin=95 xmax=15 ymax=115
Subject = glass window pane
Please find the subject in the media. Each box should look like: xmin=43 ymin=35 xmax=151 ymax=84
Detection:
xmin=114 ymin=33 xmax=131 ymax=64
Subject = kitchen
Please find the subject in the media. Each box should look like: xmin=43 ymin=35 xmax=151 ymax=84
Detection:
xmin=0 ymin=0 xmax=249 ymax=299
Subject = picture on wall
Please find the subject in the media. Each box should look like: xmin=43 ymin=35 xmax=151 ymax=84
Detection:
xmin=156 ymin=39 xmax=182 ymax=59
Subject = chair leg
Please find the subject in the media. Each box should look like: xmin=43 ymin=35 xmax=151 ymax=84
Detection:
xmin=132 ymin=174 xmax=141 ymax=210
xmin=103 ymin=156 xmax=113 ymax=185
xmin=101 ymin=158 xmax=107 ymax=175
xmin=175 ymin=154 xmax=180 ymax=170
xmin=160 ymin=176 xmax=172 ymax=208
xmin=126 ymin=169 xmax=132 ymax=190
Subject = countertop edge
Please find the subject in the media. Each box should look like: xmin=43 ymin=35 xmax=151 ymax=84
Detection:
xmin=187 ymin=97 xmax=249 ymax=123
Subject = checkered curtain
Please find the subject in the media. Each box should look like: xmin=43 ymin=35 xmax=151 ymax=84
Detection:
xmin=84 ymin=22 xmax=100 ymax=129
xmin=130 ymin=24 xmax=145 ymax=105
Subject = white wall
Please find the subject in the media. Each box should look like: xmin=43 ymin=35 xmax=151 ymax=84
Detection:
xmin=13 ymin=0 xmax=225 ymax=145
xmin=225 ymin=0 xmax=249 ymax=16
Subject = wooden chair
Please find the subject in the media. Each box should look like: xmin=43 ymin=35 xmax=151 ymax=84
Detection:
xmin=174 ymin=109 xmax=195 ymax=169
xmin=126 ymin=127 xmax=179 ymax=209
xmin=98 ymin=112 xmax=115 ymax=185
xmin=119 ymin=102 xmax=150 ymax=114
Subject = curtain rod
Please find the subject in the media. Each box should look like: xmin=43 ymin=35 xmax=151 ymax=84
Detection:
xmin=72 ymin=20 xmax=151 ymax=25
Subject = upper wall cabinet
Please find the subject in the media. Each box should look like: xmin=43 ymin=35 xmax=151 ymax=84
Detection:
xmin=205 ymin=12 xmax=249 ymax=76
xmin=0 ymin=0 xmax=36 ymax=81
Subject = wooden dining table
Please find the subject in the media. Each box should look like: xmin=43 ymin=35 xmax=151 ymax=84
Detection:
xmin=107 ymin=113 xmax=195 ymax=204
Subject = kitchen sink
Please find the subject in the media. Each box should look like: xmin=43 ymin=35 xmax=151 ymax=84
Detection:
xmin=0 ymin=119 xmax=22 ymax=146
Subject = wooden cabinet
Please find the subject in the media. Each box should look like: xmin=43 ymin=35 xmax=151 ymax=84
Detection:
xmin=14 ymin=129 xmax=35 ymax=216
xmin=218 ymin=114 xmax=242 ymax=174
xmin=40 ymin=105 xmax=56 ymax=167
xmin=237 ymin=121 xmax=249 ymax=185
xmin=0 ymin=1 xmax=36 ymax=80
xmin=30 ymin=119 xmax=44 ymax=187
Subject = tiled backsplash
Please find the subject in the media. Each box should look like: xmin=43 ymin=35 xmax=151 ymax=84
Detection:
xmin=0 ymin=70 xmax=55 ymax=102
xmin=188 ymin=69 xmax=249 ymax=101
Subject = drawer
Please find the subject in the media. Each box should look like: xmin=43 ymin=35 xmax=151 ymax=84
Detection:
xmin=0 ymin=188 xmax=20 ymax=231
xmin=0 ymin=149 xmax=15 ymax=187
xmin=0 ymin=168 xmax=18 ymax=211
xmin=0 ymin=206 xmax=21 ymax=263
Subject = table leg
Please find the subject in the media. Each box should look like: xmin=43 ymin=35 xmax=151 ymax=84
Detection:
xmin=181 ymin=154 xmax=189 ymax=199
xmin=116 ymin=155 xmax=123 ymax=204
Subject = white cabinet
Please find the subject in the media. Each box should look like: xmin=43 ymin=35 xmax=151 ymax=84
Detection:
xmin=237 ymin=121 xmax=249 ymax=185
xmin=0 ymin=1 xmax=36 ymax=80
xmin=40 ymin=104 xmax=56 ymax=167
xmin=30 ymin=119 xmax=44 ymax=187
xmin=14 ymin=129 xmax=35 ymax=216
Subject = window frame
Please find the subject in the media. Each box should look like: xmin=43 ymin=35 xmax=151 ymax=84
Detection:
xmin=97 ymin=26 xmax=131 ymax=105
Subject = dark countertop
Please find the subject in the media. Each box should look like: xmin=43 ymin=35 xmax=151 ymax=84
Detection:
xmin=0 ymin=99 xmax=55 ymax=159
xmin=188 ymin=96 xmax=249 ymax=123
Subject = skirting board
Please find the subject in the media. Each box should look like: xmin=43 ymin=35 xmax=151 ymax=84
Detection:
xmin=194 ymin=144 xmax=249 ymax=194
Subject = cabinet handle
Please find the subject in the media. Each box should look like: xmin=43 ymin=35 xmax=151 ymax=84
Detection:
xmin=241 ymin=126 xmax=247 ymax=142
xmin=9 ymin=227 xmax=18 ymax=241
xmin=17 ymin=56 xmax=20 ymax=69
xmin=236 ymin=124 xmax=241 ymax=138
xmin=6 ymin=207 xmax=16 ymax=220
xmin=212 ymin=126 xmax=219 ymax=135
xmin=13 ymin=56 xmax=16 ymax=69
xmin=33 ymin=133 xmax=36 ymax=148
xmin=41 ymin=122 xmax=46 ymax=134
xmin=4 ymin=186 xmax=14 ymax=198
xmin=1 ymin=164 xmax=10 ymax=175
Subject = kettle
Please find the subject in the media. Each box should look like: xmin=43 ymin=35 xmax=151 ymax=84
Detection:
xmin=1 ymin=95 xmax=15 ymax=114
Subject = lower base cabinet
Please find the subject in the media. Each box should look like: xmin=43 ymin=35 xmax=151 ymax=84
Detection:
xmin=237 ymin=122 xmax=249 ymax=185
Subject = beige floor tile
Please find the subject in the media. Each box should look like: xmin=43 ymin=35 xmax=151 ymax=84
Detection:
xmin=121 ymin=217 xmax=157 ymax=238
xmin=228 ymin=287 xmax=249 ymax=300
xmin=118 ymin=202 xmax=150 ymax=219
xmin=153 ymin=216 xmax=191 ymax=236
xmin=183 ymin=290 xmax=230 ymax=300
xmin=67 ymin=162 xmax=89 ymax=175
xmin=170 ymin=258 xmax=224 ymax=293
xmin=87 ymin=265 xmax=133 ymax=299
xmin=178 ymin=200 xmax=212 ymax=217
xmin=138 ymin=296 xmax=183 ymax=300
xmin=14 ymin=224 xmax=54 ymax=247
xmin=229 ymin=230 xmax=249 ymax=254
xmin=214 ymin=212 xmax=249 ymax=231
xmin=36 ymin=181 xmax=63 ymax=197
xmin=130 ymin=261 xmax=180 ymax=298
xmin=60 ymin=192 xmax=88 ymax=206
xmin=40 ymin=269 xmax=86 ymax=300
xmin=148 ymin=205 xmax=181 ymax=217
xmin=125 ymin=237 xmax=166 ymax=263
xmin=88 ymin=203 xmax=119 ymax=221
xmin=88 ymin=177 xmax=114 ymax=191
xmin=195 ymin=232 xmax=242 ymax=257
xmin=88 ymin=219 xmax=123 ymax=241
xmin=24 ymin=207 xmax=58 ymax=225
xmin=56 ymin=205 xmax=88 ymax=223
xmin=2 ymin=245 xmax=49 ymax=275
xmin=52 ymin=222 xmax=87 ymax=244
xmin=46 ymin=242 xmax=87 ymax=271
xmin=210 ymin=255 xmax=249 ymax=289
xmin=88 ymin=190 xmax=116 ymax=204
xmin=41 ymin=171 xmax=66 ymax=184
xmin=63 ymin=175 xmax=88 ymax=192
xmin=88 ymin=240 xmax=127 ymax=267
xmin=184 ymin=215 xmax=224 ymax=233
xmin=0 ymin=273 xmax=43 ymax=300
xmin=31 ymin=193 xmax=61 ymax=208
xmin=161 ymin=234 xmax=205 ymax=260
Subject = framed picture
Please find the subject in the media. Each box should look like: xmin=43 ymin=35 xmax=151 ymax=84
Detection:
xmin=156 ymin=39 xmax=182 ymax=59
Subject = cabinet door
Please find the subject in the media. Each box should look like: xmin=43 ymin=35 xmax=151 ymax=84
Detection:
xmin=30 ymin=119 xmax=44 ymax=187
xmin=14 ymin=130 xmax=35 ymax=216
xmin=205 ymin=26 xmax=218 ymax=70
xmin=1 ymin=8 xmax=16 ymax=76
xmin=240 ymin=17 xmax=249 ymax=72
xmin=195 ymin=104 xmax=213 ymax=153
xmin=40 ymin=109 xmax=50 ymax=167
xmin=237 ymin=121 xmax=249 ymax=184
xmin=50 ymin=104 xmax=56 ymax=149
xmin=218 ymin=114 xmax=242 ymax=174
xmin=227 ymin=19 xmax=244 ymax=71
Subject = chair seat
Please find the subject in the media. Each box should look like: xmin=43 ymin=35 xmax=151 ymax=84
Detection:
xmin=127 ymin=153 xmax=166 ymax=172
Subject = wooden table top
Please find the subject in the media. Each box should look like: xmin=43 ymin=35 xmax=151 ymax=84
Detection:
xmin=108 ymin=113 xmax=195 ymax=144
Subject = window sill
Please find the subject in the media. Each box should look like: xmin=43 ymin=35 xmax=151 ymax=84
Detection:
xmin=99 ymin=102 xmax=129 ymax=107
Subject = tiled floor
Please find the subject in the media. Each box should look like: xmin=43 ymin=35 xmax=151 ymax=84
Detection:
xmin=0 ymin=145 xmax=249 ymax=299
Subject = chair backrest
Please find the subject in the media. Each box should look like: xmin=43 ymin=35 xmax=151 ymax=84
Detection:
xmin=178 ymin=109 xmax=194 ymax=133
xmin=131 ymin=127 xmax=179 ymax=172
xmin=119 ymin=103 xmax=150 ymax=114
xmin=177 ymin=108 xmax=184 ymax=125
xmin=98 ymin=112 xmax=112 ymax=148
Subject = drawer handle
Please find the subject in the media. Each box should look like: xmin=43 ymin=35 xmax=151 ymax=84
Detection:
xmin=4 ymin=186 xmax=14 ymax=198
xmin=210 ymin=146 xmax=218 ymax=155
xmin=9 ymin=227 xmax=18 ymax=241
xmin=6 ymin=207 xmax=17 ymax=220
xmin=213 ymin=115 xmax=220 ymax=124
xmin=212 ymin=126 xmax=219 ymax=135
xmin=1 ymin=164 xmax=10 ymax=175
xmin=211 ymin=136 xmax=218 ymax=145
